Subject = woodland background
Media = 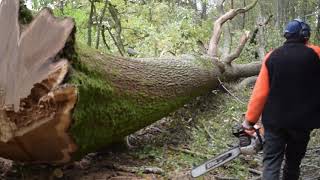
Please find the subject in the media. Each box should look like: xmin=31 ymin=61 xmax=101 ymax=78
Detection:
xmin=25 ymin=0 xmax=320 ymax=59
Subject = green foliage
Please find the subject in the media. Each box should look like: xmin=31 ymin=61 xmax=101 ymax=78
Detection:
xmin=46 ymin=0 xmax=214 ymax=57
xmin=26 ymin=0 xmax=320 ymax=59
xmin=19 ymin=0 xmax=33 ymax=24
xmin=53 ymin=4 xmax=89 ymax=45
xmin=120 ymin=2 xmax=212 ymax=57
xmin=31 ymin=0 xmax=54 ymax=11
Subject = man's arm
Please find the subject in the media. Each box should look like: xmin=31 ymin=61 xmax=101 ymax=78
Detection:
xmin=244 ymin=52 xmax=272 ymax=127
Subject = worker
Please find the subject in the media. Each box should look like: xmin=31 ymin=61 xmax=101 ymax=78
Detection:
xmin=242 ymin=19 xmax=320 ymax=180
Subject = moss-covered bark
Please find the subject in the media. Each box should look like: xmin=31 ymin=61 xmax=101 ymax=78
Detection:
xmin=68 ymin=44 xmax=220 ymax=158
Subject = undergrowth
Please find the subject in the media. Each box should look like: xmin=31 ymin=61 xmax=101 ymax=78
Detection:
xmin=129 ymin=84 xmax=257 ymax=179
xmin=129 ymin=84 xmax=320 ymax=179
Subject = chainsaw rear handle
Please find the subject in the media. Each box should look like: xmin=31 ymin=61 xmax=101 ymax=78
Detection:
xmin=254 ymin=128 xmax=264 ymax=146
xmin=232 ymin=125 xmax=263 ymax=144
xmin=232 ymin=124 xmax=264 ymax=155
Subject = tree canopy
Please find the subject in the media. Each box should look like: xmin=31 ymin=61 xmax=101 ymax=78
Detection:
xmin=24 ymin=0 xmax=320 ymax=59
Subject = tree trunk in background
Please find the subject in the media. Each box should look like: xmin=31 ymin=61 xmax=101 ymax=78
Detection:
xmin=108 ymin=2 xmax=125 ymax=55
xmin=316 ymin=0 xmax=320 ymax=43
xmin=283 ymin=0 xmax=288 ymax=24
xmin=275 ymin=0 xmax=282 ymax=28
xmin=95 ymin=0 xmax=108 ymax=49
xmin=288 ymin=0 xmax=296 ymax=20
xmin=301 ymin=0 xmax=307 ymax=21
xmin=87 ymin=0 xmax=94 ymax=47
xmin=200 ymin=0 xmax=207 ymax=20
xmin=242 ymin=0 xmax=246 ymax=29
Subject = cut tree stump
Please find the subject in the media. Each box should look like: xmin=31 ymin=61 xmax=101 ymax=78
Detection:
xmin=0 ymin=0 xmax=260 ymax=164
xmin=0 ymin=0 xmax=76 ymax=164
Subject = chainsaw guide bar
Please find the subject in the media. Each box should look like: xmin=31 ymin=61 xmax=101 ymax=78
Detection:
xmin=191 ymin=147 xmax=241 ymax=178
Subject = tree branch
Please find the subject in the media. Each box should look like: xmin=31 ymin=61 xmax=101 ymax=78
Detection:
xmin=87 ymin=0 xmax=95 ymax=46
xmin=107 ymin=1 xmax=125 ymax=55
xmin=95 ymin=0 xmax=109 ymax=49
xmin=101 ymin=25 xmax=111 ymax=50
xmin=223 ymin=31 xmax=250 ymax=64
xmin=104 ymin=24 xmax=124 ymax=56
xmin=223 ymin=62 xmax=261 ymax=80
xmin=207 ymin=0 xmax=258 ymax=57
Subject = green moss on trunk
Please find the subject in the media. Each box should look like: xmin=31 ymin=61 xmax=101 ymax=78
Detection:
xmin=68 ymin=45 xmax=214 ymax=158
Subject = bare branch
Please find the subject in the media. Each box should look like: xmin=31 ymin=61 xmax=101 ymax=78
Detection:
xmin=101 ymin=25 xmax=111 ymax=50
xmin=95 ymin=0 xmax=108 ymax=49
xmin=223 ymin=31 xmax=250 ymax=64
xmin=207 ymin=0 xmax=258 ymax=57
xmin=103 ymin=24 xmax=124 ymax=56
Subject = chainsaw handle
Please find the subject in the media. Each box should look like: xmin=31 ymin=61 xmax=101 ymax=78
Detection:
xmin=254 ymin=128 xmax=264 ymax=145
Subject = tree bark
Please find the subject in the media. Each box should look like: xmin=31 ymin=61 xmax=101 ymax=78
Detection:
xmin=87 ymin=0 xmax=95 ymax=47
xmin=242 ymin=0 xmax=246 ymax=29
xmin=200 ymin=0 xmax=207 ymax=20
xmin=300 ymin=0 xmax=307 ymax=21
xmin=0 ymin=0 xmax=260 ymax=164
xmin=317 ymin=0 xmax=320 ymax=43
xmin=95 ymin=0 xmax=108 ymax=49
xmin=107 ymin=2 xmax=125 ymax=56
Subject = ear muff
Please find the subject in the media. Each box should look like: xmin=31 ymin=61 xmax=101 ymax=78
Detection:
xmin=293 ymin=19 xmax=311 ymax=40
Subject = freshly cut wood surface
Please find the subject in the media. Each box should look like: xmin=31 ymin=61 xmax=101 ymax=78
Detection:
xmin=0 ymin=0 xmax=77 ymax=163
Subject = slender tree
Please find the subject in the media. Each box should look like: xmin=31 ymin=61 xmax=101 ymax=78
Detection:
xmin=87 ymin=0 xmax=95 ymax=46
xmin=95 ymin=0 xmax=108 ymax=49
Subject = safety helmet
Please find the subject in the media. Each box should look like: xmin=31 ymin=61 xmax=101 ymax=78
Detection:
xmin=284 ymin=19 xmax=311 ymax=40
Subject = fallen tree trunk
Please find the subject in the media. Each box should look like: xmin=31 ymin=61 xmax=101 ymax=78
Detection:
xmin=0 ymin=0 xmax=259 ymax=164
xmin=69 ymin=47 xmax=221 ymax=160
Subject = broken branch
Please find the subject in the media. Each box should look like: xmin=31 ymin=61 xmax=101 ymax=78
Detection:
xmin=224 ymin=31 xmax=250 ymax=64
xmin=207 ymin=0 xmax=258 ymax=57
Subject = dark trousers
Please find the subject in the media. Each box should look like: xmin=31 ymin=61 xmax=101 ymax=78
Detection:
xmin=262 ymin=127 xmax=311 ymax=180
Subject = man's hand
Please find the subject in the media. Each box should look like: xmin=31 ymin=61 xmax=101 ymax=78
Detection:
xmin=242 ymin=120 xmax=255 ymax=136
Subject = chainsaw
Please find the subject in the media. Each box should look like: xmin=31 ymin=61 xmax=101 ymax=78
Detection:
xmin=191 ymin=125 xmax=264 ymax=178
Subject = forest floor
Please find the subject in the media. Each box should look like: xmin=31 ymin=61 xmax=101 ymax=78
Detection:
xmin=1 ymin=84 xmax=320 ymax=180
